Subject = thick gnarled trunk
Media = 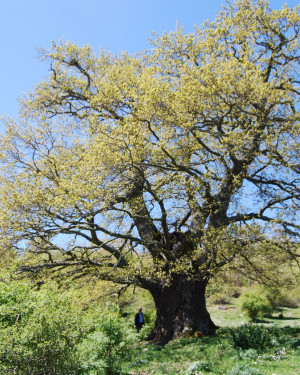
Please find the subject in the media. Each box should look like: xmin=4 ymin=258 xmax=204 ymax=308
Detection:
xmin=149 ymin=277 xmax=217 ymax=344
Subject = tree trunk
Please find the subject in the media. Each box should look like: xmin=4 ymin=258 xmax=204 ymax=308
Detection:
xmin=148 ymin=277 xmax=218 ymax=344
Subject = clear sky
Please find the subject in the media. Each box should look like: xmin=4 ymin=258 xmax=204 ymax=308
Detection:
xmin=0 ymin=0 xmax=299 ymax=119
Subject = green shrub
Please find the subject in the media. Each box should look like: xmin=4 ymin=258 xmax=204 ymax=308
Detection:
xmin=228 ymin=324 xmax=278 ymax=350
xmin=0 ymin=280 xmax=83 ymax=375
xmin=0 ymin=280 xmax=35 ymax=327
xmin=291 ymin=338 xmax=300 ymax=348
xmin=276 ymin=293 xmax=299 ymax=308
xmin=258 ymin=286 xmax=299 ymax=310
xmin=0 ymin=277 xmax=137 ymax=375
xmin=76 ymin=309 xmax=134 ymax=375
xmin=142 ymin=309 xmax=156 ymax=325
xmin=240 ymin=291 xmax=272 ymax=321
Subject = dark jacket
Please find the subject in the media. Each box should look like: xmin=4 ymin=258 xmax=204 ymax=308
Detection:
xmin=134 ymin=312 xmax=144 ymax=327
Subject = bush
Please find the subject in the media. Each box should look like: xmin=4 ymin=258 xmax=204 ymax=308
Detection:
xmin=76 ymin=309 xmax=134 ymax=375
xmin=259 ymin=286 xmax=299 ymax=310
xmin=0 ymin=277 xmax=137 ymax=375
xmin=276 ymin=293 xmax=299 ymax=308
xmin=212 ymin=294 xmax=232 ymax=305
xmin=228 ymin=324 xmax=278 ymax=350
xmin=291 ymin=339 xmax=300 ymax=348
xmin=240 ymin=291 xmax=272 ymax=321
xmin=0 ymin=280 xmax=83 ymax=375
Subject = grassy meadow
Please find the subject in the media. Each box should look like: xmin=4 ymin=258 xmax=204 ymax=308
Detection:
xmin=128 ymin=303 xmax=300 ymax=375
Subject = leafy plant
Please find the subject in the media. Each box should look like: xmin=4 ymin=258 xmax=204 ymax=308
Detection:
xmin=76 ymin=310 xmax=134 ymax=375
xmin=228 ymin=324 xmax=278 ymax=350
xmin=240 ymin=291 xmax=272 ymax=321
xmin=185 ymin=361 xmax=212 ymax=374
xmin=0 ymin=280 xmax=83 ymax=375
xmin=227 ymin=363 xmax=263 ymax=375
xmin=236 ymin=348 xmax=258 ymax=361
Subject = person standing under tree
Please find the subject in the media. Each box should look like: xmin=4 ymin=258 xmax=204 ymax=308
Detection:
xmin=134 ymin=307 xmax=144 ymax=333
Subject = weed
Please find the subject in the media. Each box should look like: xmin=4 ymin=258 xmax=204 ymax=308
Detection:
xmin=236 ymin=348 xmax=259 ymax=360
xmin=228 ymin=324 xmax=278 ymax=350
xmin=260 ymin=347 xmax=287 ymax=361
xmin=227 ymin=363 xmax=263 ymax=375
xmin=185 ymin=361 xmax=212 ymax=374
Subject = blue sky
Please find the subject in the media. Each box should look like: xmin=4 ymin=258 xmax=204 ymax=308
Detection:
xmin=0 ymin=0 xmax=299 ymax=119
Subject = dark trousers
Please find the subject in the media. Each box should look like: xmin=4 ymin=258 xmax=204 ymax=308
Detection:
xmin=136 ymin=323 xmax=143 ymax=333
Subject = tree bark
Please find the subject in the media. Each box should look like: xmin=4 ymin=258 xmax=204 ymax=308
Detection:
xmin=148 ymin=276 xmax=218 ymax=344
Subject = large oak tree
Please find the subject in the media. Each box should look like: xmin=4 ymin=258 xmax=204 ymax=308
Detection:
xmin=0 ymin=0 xmax=299 ymax=343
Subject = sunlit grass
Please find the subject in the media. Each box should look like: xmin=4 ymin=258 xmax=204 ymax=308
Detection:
xmin=128 ymin=305 xmax=300 ymax=375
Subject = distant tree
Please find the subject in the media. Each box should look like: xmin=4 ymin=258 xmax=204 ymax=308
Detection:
xmin=0 ymin=0 xmax=299 ymax=343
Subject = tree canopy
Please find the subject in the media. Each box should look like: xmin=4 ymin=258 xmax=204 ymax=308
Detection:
xmin=0 ymin=0 xmax=299 ymax=342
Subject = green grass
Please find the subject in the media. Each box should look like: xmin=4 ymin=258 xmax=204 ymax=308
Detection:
xmin=127 ymin=305 xmax=300 ymax=375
